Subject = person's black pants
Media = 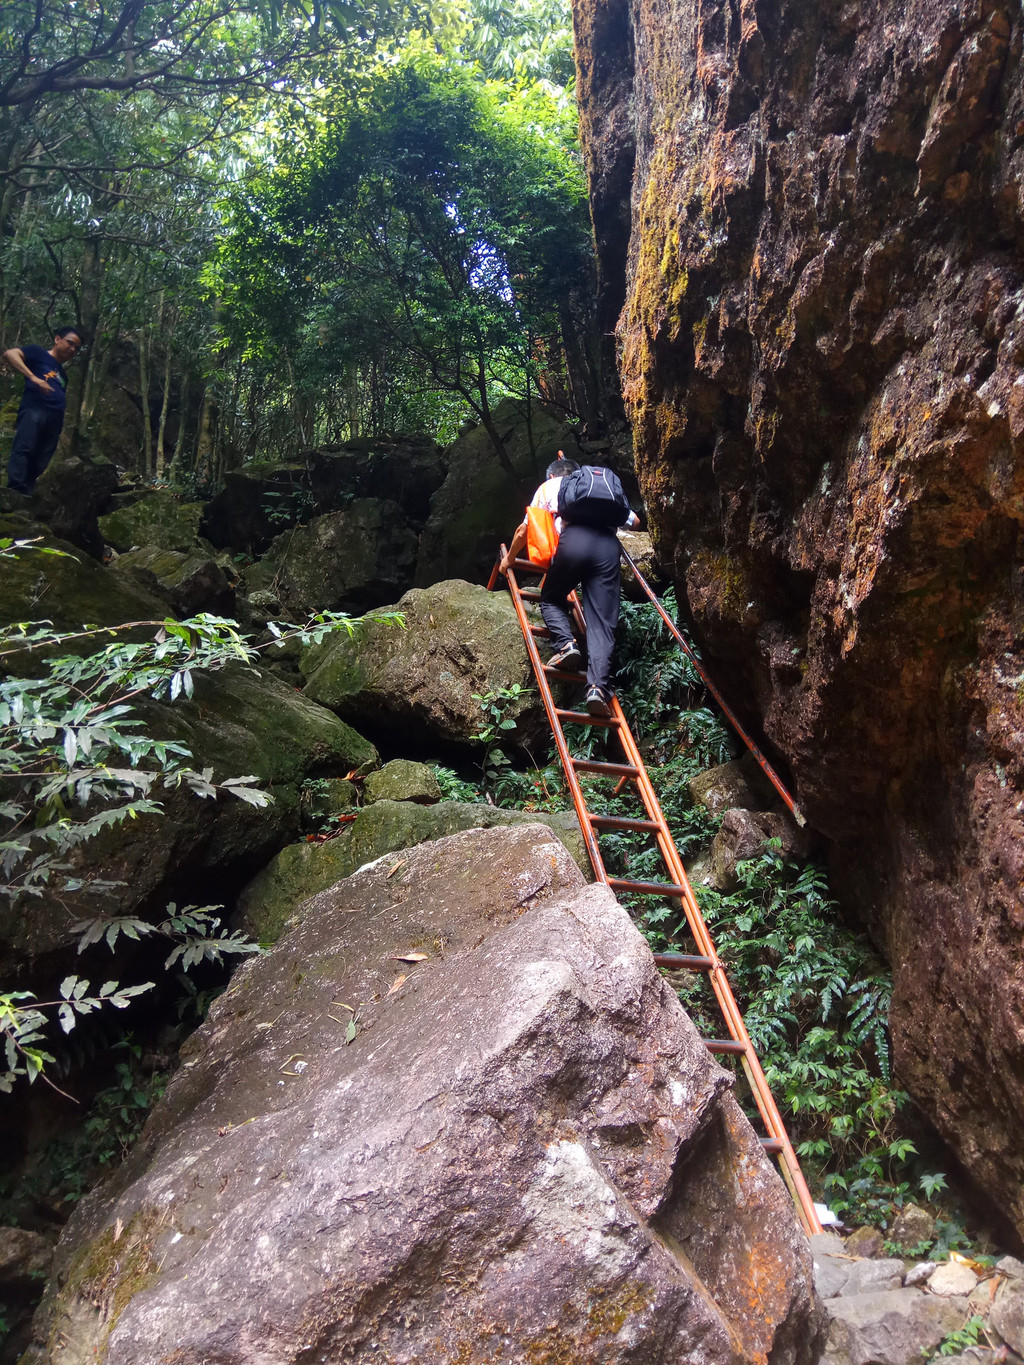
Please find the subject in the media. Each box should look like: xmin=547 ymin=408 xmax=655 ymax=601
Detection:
xmin=7 ymin=407 xmax=64 ymax=495
xmin=540 ymin=524 xmax=622 ymax=691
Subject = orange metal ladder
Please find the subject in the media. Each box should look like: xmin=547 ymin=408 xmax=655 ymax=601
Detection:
xmin=488 ymin=548 xmax=822 ymax=1236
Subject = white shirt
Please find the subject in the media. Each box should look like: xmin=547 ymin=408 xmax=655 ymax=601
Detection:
xmin=526 ymin=474 xmax=640 ymax=535
xmin=529 ymin=475 xmax=566 ymax=533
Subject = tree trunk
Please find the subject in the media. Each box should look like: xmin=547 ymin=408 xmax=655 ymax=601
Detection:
xmin=139 ymin=325 xmax=153 ymax=476
xmin=155 ymin=344 xmax=172 ymax=480
xmin=169 ymin=373 xmax=191 ymax=482
xmin=61 ymin=234 xmax=105 ymax=457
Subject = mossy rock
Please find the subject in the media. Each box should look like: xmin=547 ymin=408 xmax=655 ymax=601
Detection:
xmin=237 ymin=799 xmax=590 ymax=943
xmin=301 ymin=578 xmax=542 ymax=747
xmin=98 ymin=491 xmax=205 ymax=553
xmin=414 ymin=397 xmax=584 ymax=588
xmin=243 ymin=498 xmax=418 ymax=617
xmin=110 ymin=545 xmax=235 ymax=617
xmin=0 ymin=665 xmax=379 ymax=976
xmin=300 ymin=777 xmax=360 ymax=832
xmin=363 ymin=760 xmax=440 ymax=804
xmin=0 ymin=518 xmax=167 ymax=674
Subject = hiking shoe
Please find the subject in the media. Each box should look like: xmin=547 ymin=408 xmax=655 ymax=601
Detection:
xmin=585 ymin=686 xmax=613 ymax=717
xmin=548 ymin=643 xmax=582 ymax=671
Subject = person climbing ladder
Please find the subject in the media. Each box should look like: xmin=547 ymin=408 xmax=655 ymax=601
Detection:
xmin=500 ymin=453 xmax=641 ymax=716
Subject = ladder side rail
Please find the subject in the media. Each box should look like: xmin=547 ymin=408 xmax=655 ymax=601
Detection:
xmin=610 ymin=704 xmax=821 ymax=1234
xmin=498 ymin=548 xmax=610 ymax=885
xmin=619 ymin=546 xmax=805 ymax=827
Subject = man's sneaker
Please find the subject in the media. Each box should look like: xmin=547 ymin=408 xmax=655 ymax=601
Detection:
xmin=585 ymin=685 xmax=613 ymax=717
xmin=548 ymin=643 xmax=582 ymax=671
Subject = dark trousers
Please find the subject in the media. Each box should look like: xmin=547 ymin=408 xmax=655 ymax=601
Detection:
xmin=540 ymin=523 xmax=622 ymax=691
xmin=7 ymin=407 xmax=64 ymax=495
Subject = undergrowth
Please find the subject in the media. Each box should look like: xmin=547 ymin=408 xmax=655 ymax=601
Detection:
xmin=484 ymin=590 xmax=960 ymax=1235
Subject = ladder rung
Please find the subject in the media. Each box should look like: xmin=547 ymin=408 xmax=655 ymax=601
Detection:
xmin=528 ymin=624 xmax=551 ymax=637
xmin=519 ymin=588 xmax=542 ymax=601
xmin=760 ymin=1137 xmax=785 ymax=1155
xmin=590 ymin=814 xmax=661 ymax=833
xmin=705 ymin=1038 xmax=748 ymax=1056
xmin=572 ymin=760 xmax=639 ymax=778
xmin=608 ymin=877 xmax=686 ymax=897
xmin=512 ymin=558 xmax=540 ymax=572
xmin=554 ymin=709 xmax=618 ymax=727
xmin=542 ymin=666 xmax=587 ymax=682
xmin=653 ymin=952 xmax=714 ymax=971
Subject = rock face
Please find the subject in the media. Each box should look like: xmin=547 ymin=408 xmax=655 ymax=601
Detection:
xmin=415 ymin=397 xmax=584 ymax=586
xmin=302 ymin=578 xmax=543 ymax=747
xmin=244 ymin=498 xmax=419 ymax=617
xmin=110 ymin=545 xmax=236 ymax=617
xmin=574 ymin=0 xmax=1024 ymax=1234
xmin=98 ymin=491 xmax=204 ymax=553
xmin=236 ymin=798 xmax=592 ymax=943
xmin=1 ymin=665 xmax=377 ymax=974
xmin=27 ymin=824 xmax=823 ymax=1365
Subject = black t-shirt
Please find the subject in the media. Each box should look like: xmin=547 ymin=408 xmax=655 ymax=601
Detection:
xmin=17 ymin=344 xmax=68 ymax=415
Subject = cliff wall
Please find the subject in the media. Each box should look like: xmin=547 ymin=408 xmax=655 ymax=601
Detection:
xmin=574 ymin=0 xmax=1024 ymax=1234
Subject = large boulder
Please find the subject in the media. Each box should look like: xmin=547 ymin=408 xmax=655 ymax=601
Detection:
xmin=98 ymin=491 xmax=204 ymax=553
xmin=26 ymin=824 xmax=823 ymax=1365
xmin=110 ymin=545 xmax=236 ymax=617
xmin=415 ymin=397 xmax=584 ymax=587
xmin=308 ymin=436 xmax=445 ymax=524
xmin=301 ymin=578 xmax=543 ymax=747
xmin=244 ymin=498 xmax=418 ymax=617
xmin=200 ymin=463 xmax=309 ymax=555
xmin=31 ymin=456 xmax=119 ymax=558
xmin=574 ymin=0 xmax=1024 ymax=1232
xmin=0 ymin=519 xmax=167 ymax=667
xmin=1 ymin=665 xmax=378 ymax=976
xmin=236 ymin=798 xmax=591 ymax=942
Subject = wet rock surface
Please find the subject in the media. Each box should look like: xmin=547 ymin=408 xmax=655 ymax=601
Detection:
xmin=236 ymin=798 xmax=591 ymax=944
xmin=574 ymin=0 xmax=1024 ymax=1234
xmin=26 ymin=825 xmax=823 ymax=1365
xmin=301 ymin=577 xmax=543 ymax=748
xmin=244 ymin=497 xmax=419 ymax=617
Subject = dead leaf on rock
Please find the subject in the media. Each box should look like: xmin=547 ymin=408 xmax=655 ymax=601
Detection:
xmin=389 ymin=951 xmax=428 ymax=963
xmin=387 ymin=975 xmax=407 ymax=996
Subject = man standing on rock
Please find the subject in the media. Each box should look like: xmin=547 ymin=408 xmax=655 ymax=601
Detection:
xmin=3 ymin=326 xmax=84 ymax=495
xmin=500 ymin=452 xmax=641 ymax=717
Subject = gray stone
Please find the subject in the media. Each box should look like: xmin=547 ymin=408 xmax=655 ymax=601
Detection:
xmin=708 ymin=807 xmax=807 ymax=889
xmin=302 ymin=578 xmax=543 ymax=748
xmin=27 ymin=825 xmax=824 ymax=1365
xmin=823 ymin=1289 xmax=971 ymax=1365
xmin=98 ymin=490 xmax=204 ymax=553
xmin=689 ymin=759 xmax=763 ymax=816
xmin=245 ymin=498 xmax=419 ymax=617
xmin=840 ymin=1258 xmax=905 ymax=1296
xmin=890 ymin=1203 xmax=938 ymax=1252
xmin=0 ymin=1226 xmax=51 ymax=1283
xmin=904 ymin=1261 xmax=937 ymax=1288
xmin=237 ymin=799 xmax=592 ymax=944
xmin=997 ymin=1256 xmax=1024 ymax=1281
xmin=363 ymin=759 xmax=441 ymax=804
xmin=32 ymin=455 xmax=119 ymax=557
xmin=811 ymin=1232 xmax=848 ymax=1257
xmin=815 ymin=1253 xmax=854 ymax=1300
xmin=929 ymin=1261 xmax=979 ymax=1297
xmin=991 ymin=1281 xmax=1024 ymax=1355
xmin=110 ymin=545 xmax=235 ymax=617
xmin=845 ymin=1226 xmax=887 ymax=1258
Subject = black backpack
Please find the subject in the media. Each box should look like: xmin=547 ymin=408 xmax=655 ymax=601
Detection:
xmin=557 ymin=465 xmax=631 ymax=528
